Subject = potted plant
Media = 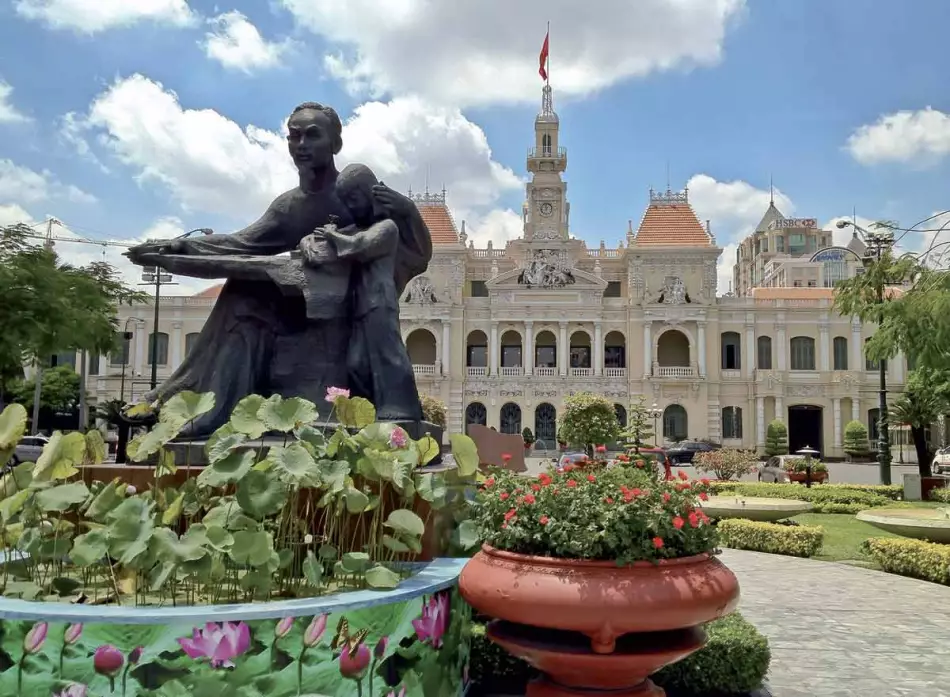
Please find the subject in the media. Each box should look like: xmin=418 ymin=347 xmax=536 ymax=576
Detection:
xmin=783 ymin=456 xmax=829 ymax=484
xmin=557 ymin=393 xmax=620 ymax=458
xmin=0 ymin=390 xmax=478 ymax=696
xmin=459 ymin=460 xmax=739 ymax=695
xmin=521 ymin=427 xmax=535 ymax=453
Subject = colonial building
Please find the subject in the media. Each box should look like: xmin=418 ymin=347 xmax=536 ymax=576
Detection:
xmin=81 ymin=85 xmax=915 ymax=459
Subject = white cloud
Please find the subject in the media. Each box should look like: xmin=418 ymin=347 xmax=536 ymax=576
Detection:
xmin=824 ymin=211 xmax=950 ymax=268
xmin=203 ymin=11 xmax=295 ymax=74
xmin=0 ymin=203 xmax=33 ymax=226
xmin=59 ymin=112 xmax=110 ymax=173
xmin=686 ymin=174 xmax=795 ymax=295
xmin=463 ymin=208 xmax=523 ymax=249
xmin=14 ymin=0 xmax=197 ymax=33
xmin=280 ymin=0 xmax=745 ymax=106
xmin=79 ymin=74 xmax=521 ymax=228
xmin=0 ymin=158 xmax=96 ymax=206
xmin=0 ymin=80 xmax=29 ymax=124
xmin=847 ymin=107 xmax=950 ymax=166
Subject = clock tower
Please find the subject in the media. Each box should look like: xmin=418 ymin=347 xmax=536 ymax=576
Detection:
xmin=524 ymin=84 xmax=569 ymax=241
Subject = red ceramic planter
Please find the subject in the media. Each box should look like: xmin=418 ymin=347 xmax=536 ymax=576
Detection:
xmin=787 ymin=471 xmax=829 ymax=484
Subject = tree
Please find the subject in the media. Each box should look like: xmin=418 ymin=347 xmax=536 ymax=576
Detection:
xmin=6 ymin=365 xmax=82 ymax=413
xmin=765 ymin=420 xmax=788 ymax=457
xmin=693 ymin=448 xmax=759 ymax=481
xmin=891 ymin=367 xmax=947 ymax=477
xmin=843 ymin=420 xmax=870 ymax=461
xmin=622 ymin=396 xmax=656 ymax=453
xmin=557 ymin=392 xmax=620 ymax=456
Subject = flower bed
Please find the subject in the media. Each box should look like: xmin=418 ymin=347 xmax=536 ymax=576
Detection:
xmin=862 ymin=538 xmax=950 ymax=585
xmin=0 ymin=558 xmax=470 ymax=696
xmin=710 ymin=482 xmax=893 ymax=513
xmin=717 ymin=519 xmax=824 ymax=558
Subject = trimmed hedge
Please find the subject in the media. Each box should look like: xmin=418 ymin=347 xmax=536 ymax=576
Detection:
xmin=469 ymin=613 xmax=771 ymax=697
xmin=717 ymin=519 xmax=824 ymax=558
xmin=863 ymin=537 xmax=950 ymax=585
xmin=928 ymin=487 xmax=950 ymax=504
xmin=710 ymin=481 xmax=894 ymax=513
xmin=653 ymin=612 xmax=771 ymax=696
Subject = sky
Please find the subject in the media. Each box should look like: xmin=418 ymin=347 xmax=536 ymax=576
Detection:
xmin=1 ymin=0 xmax=949 ymax=295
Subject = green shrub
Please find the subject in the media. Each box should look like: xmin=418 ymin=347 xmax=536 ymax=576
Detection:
xmin=717 ymin=519 xmax=824 ymax=557
xmin=420 ymin=393 xmax=447 ymax=427
xmin=781 ymin=457 xmax=828 ymax=473
xmin=652 ymin=612 xmax=771 ymax=696
xmin=764 ymin=419 xmax=788 ymax=456
xmin=710 ymin=481 xmax=892 ymax=513
xmin=863 ymin=537 xmax=950 ymax=585
xmin=831 ymin=483 xmax=903 ymax=500
xmin=843 ymin=420 xmax=871 ymax=459
xmin=468 ymin=622 xmax=536 ymax=694
xmin=928 ymin=487 xmax=950 ymax=504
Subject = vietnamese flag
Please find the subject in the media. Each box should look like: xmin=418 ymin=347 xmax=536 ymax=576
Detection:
xmin=539 ymin=30 xmax=550 ymax=81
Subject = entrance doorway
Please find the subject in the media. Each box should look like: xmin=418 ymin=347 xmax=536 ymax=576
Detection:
xmin=788 ymin=405 xmax=823 ymax=456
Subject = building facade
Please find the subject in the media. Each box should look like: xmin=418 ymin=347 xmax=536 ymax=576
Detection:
xmin=81 ymin=85 xmax=916 ymax=459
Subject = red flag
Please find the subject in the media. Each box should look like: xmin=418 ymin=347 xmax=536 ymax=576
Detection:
xmin=539 ymin=30 xmax=549 ymax=81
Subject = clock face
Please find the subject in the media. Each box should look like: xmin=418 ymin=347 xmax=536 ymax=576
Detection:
xmin=539 ymin=202 xmax=554 ymax=217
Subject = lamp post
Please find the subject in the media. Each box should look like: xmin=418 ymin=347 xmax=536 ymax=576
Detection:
xmin=650 ymin=403 xmax=663 ymax=446
xmin=836 ymin=219 xmax=895 ymax=485
xmin=795 ymin=445 xmax=820 ymax=488
xmin=119 ymin=316 xmax=144 ymax=403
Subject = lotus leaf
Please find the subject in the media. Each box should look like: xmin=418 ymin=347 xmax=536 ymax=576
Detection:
xmin=106 ymin=497 xmax=156 ymax=565
xmin=302 ymin=550 xmax=322 ymax=586
xmin=415 ymin=435 xmax=440 ymax=465
xmin=336 ymin=396 xmax=376 ymax=429
xmin=197 ymin=449 xmax=256 ymax=488
xmin=127 ymin=422 xmax=179 ymax=462
xmin=229 ymin=530 xmax=274 ymax=567
xmin=266 ymin=442 xmax=317 ymax=481
xmin=161 ymin=390 xmax=216 ymax=428
xmin=385 ymin=508 xmax=425 ymax=538
xmin=0 ymin=403 xmax=27 ymax=465
xmin=70 ymin=528 xmax=109 ymax=567
xmin=259 ymin=395 xmax=318 ymax=432
xmin=365 ymin=563 xmax=400 ymax=589
xmin=83 ymin=429 xmax=107 ymax=464
xmin=236 ymin=469 xmax=289 ymax=519
xmin=449 ymin=433 xmax=478 ymax=476
xmin=33 ymin=431 xmax=86 ymax=482
xmin=36 ymin=481 xmax=89 ymax=512
xmin=229 ymin=394 xmax=267 ymax=439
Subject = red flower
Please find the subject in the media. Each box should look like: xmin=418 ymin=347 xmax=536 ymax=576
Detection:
xmin=552 ymin=487 xmax=559 ymax=495
xmin=502 ymin=453 xmax=512 ymax=463
xmin=604 ymin=497 xmax=615 ymax=504
xmin=617 ymin=454 xmax=629 ymax=462
xmin=653 ymin=537 xmax=664 ymax=549
xmin=688 ymin=512 xmax=700 ymax=528
xmin=567 ymin=479 xmax=578 ymax=488
xmin=484 ymin=477 xmax=495 ymax=488
xmin=662 ymin=492 xmax=671 ymax=503
xmin=699 ymin=510 xmax=710 ymax=523
xmin=504 ymin=508 xmax=517 ymax=522
xmin=514 ymin=488 xmax=524 ymax=495
xmin=677 ymin=470 xmax=689 ymax=481
xmin=587 ymin=474 xmax=597 ymax=483
xmin=595 ymin=445 xmax=607 ymax=453
xmin=672 ymin=516 xmax=685 ymax=530
xmin=676 ymin=482 xmax=692 ymax=492
xmin=531 ymin=483 xmax=541 ymax=492
xmin=699 ymin=492 xmax=709 ymax=501
xmin=700 ymin=478 xmax=711 ymax=486
xmin=635 ymin=459 xmax=645 ymax=468
xmin=539 ymin=515 xmax=550 ymax=525
xmin=523 ymin=494 xmax=536 ymax=505
xmin=563 ymin=464 xmax=577 ymax=473
xmin=539 ymin=473 xmax=553 ymax=486
xmin=499 ymin=492 xmax=510 ymax=501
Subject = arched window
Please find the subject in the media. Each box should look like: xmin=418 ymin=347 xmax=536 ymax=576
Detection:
xmin=185 ymin=332 xmax=200 ymax=355
xmin=466 ymin=330 xmax=488 ymax=368
xmin=148 ymin=332 xmax=169 ymax=366
xmin=722 ymin=406 xmax=743 ymax=439
xmin=864 ymin=338 xmax=885 ymax=371
xmin=833 ymin=336 xmax=848 ymax=370
xmin=542 ymin=133 xmax=552 ymax=156
xmin=663 ymin=404 xmax=688 ymax=442
xmin=756 ymin=336 xmax=772 ymax=370
xmin=465 ymin=402 xmax=487 ymax=434
xmin=406 ymin=329 xmax=437 ymax=365
xmin=111 ymin=331 xmax=131 ymax=367
xmin=789 ymin=336 xmax=816 ymax=371
xmin=614 ymin=404 xmax=627 ymax=429
xmin=721 ymin=332 xmax=741 ymax=370
xmin=534 ymin=403 xmax=557 ymax=444
xmin=500 ymin=403 xmax=522 ymax=435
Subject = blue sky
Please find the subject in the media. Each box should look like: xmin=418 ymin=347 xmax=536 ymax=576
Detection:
xmin=0 ymin=0 xmax=948 ymax=292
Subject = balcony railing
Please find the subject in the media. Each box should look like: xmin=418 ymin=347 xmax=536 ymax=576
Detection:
xmin=721 ymin=369 xmax=742 ymax=379
xmin=534 ymin=367 xmax=557 ymax=377
xmin=413 ymin=364 xmax=436 ymax=377
xmin=501 ymin=366 xmax=523 ymax=377
xmin=605 ymin=367 xmax=627 ymax=378
xmin=527 ymin=146 xmax=567 ymax=160
xmin=656 ymin=366 xmax=695 ymax=378
xmin=467 ymin=366 xmax=487 ymax=377
xmin=570 ymin=367 xmax=593 ymax=377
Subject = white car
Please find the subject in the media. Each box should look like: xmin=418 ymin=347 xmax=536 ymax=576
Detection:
xmin=932 ymin=447 xmax=950 ymax=475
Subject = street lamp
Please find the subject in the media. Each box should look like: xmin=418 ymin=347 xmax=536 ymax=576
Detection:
xmin=119 ymin=316 xmax=145 ymax=403
xmin=649 ymin=403 xmax=663 ymax=446
xmin=836 ymin=219 xmax=894 ymax=485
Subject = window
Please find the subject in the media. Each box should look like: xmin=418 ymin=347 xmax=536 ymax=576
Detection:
xmin=185 ymin=332 xmax=200 ymax=355
xmin=722 ymin=407 xmax=743 ymax=439
xmin=541 ymin=133 xmax=552 ymax=156
xmin=776 ymin=236 xmax=785 ymax=252
xmin=720 ymin=332 xmax=741 ymax=370
xmin=50 ymin=351 xmax=76 ymax=370
xmin=110 ymin=331 xmax=132 ymax=367
xmin=833 ymin=337 xmax=848 ymax=370
xmin=868 ymin=408 xmax=880 ymax=444
xmin=466 ymin=345 xmax=487 ymax=368
xmin=757 ymin=336 xmax=772 ymax=370
xmin=470 ymin=281 xmax=488 ymax=297
xmin=663 ymin=405 xmax=688 ymax=442
xmin=147 ymin=332 xmax=169 ymax=366
xmin=604 ymin=346 xmax=626 ymax=368
xmin=569 ymin=346 xmax=591 ymax=369
xmin=535 ymin=403 xmax=557 ymax=443
xmin=464 ymin=403 xmax=487 ymax=434
xmin=789 ymin=336 xmax=816 ymax=370
xmin=501 ymin=345 xmax=522 ymax=368
xmin=88 ymin=353 xmax=99 ymax=376
xmin=500 ymin=403 xmax=522 ymax=435
xmin=604 ymin=281 xmax=622 ymax=298
xmin=807 ymin=280 xmax=817 ymax=287
xmin=614 ymin=404 xmax=627 ymax=429
xmin=865 ymin=338 xmax=885 ymax=371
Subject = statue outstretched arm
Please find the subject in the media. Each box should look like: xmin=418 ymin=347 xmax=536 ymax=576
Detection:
xmin=325 ymin=220 xmax=399 ymax=262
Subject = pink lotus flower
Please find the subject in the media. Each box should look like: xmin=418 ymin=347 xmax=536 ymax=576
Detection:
xmin=325 ymin=386 xmax=350 ymax=403
xmin=55 ymin=685 xmax=87 ymax=697
xmin=64 ymin=623 xmax=83 ymax=645
xmin=374 ymin=635 xmax=388 ymax=659
xmin=389 ymin=427 xmax=407 ymax=449
xmin=275 ymin=616 xmax=294 ymax=639
xmin=386 ymin=688 xmax=407 ymax=697
xmin=412 ymin=592 xmax=450 ymax=648
xmin=93 ymin=645 xmax=124 ymax=677
xmin=303 ymin=613 xmax=329 ymax=647
xmin=23 ymin=621 xmax=48 ymax=654
xmin=128 ymin=646 xmax=144 ymax=665
xmin=178 ymin=621 xmax=251 ymax=668
xmin=338 ymin=642 xmax=371 ymax=679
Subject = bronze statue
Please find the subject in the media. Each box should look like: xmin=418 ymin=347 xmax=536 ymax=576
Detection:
xmin=126 ymin=102 xmax=432 ymax=437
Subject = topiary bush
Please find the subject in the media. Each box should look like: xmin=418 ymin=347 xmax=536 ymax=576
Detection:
xmin=420 ymin=393 xmax=447 ymax=427
xmin=652 ymin=612 xmax=771 ymax=696
xmin=928 ymin=487 xmax=950 ymax=504
xmin=764 ymin=420 xmax=788 ymax=456
xmin=843 ymin=420 xmax=871 ymax=460
xmin=557 ymin=392 xmax=620 ymax=456
xmin=717 ymin=519 xmax=824 ymax=557
xmin=862 ymin=537 xmax=950 ymax=585
xmin=693 ymin=448 xmax=759 ymax=481
xmin=710 ymin=481 xmax=892 ymax=512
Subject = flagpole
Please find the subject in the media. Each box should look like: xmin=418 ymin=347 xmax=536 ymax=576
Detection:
xmin=546 ymin=20 xmax=550 ymax=85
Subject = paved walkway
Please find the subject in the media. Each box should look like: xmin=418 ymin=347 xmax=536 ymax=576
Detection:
xmin=722 ymin=549 xmax=950 ymax=697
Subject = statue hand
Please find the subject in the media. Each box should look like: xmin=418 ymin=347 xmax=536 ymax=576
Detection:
xmin=299 ymin=234 xmax=335 ymax=267
xmin=126 ymin=238 xmax=186 ymax=265
xmin=372 ymin=183 xmax=413 ymax=216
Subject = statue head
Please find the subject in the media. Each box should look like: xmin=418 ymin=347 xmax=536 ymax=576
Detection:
xmin=337 ymin=163 xmax=381 ymax=226
xmin=287 ymin=102 xmax=343 ymax=173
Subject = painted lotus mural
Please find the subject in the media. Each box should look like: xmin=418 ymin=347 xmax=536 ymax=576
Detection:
xmin=0 ymin=589 xmax=469 ymax=697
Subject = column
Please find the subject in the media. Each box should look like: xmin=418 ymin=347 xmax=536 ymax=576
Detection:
xmin=745 ymin=324 xmax=755 ymax=378
xmin=776 ymin=325 xmax=787 ymax=371
xmin=819 ymin=323 xmax=830 ymax=372
xmin=643 ymin=321 xmax=652 ymax=378
xmin=775 ymin=395 xmax=784 ymax=422
xmin=133 ymin=323 xmax=146 ymax=377
xmin=524 ymin=321 xmax=534 ymax=375
xmin=441 ymin=320 xmax=451 ymax=375
xmin=851 ymin=320 xmax=862 ymax=373
xmin=489 ymin=322 xmax=499 ymax=376
xmin=594 ymin=321 xmax=603 ymax=376
xmin=97 ymin=355 xmax=107 ymax=375
xmin=893 ymin=352 xmax=905 ymax=384
xmin=170 ymin=321 xmax=183 ymax=371
xmin=697 ymin=322 xmax=707 ymax=377
xmin=756 ymin=397 xmax=766 ymax=446
xmin=833 ymin=398 xmax=842 ymax=447
xmin=852 ymin=397 xmax=860 ymax=423
xmin=558 ymin=321 xmax=568 ymax=376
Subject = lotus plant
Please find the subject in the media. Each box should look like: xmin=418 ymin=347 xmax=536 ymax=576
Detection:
xmin=60 ymin=623 xmax=83 ymax=676
xmin=93 ymin=645 xmax=124 ymax=692
xmin=19 ymin=621 xmax=48 ymax=691
xmin=413 ymin=592 xmax=450 ymax=649
xmin=298 ymin=614 xmax=329 ymax=694
xmin=271 ymin=616 xmax=295 ymax=665
xmin=178 ymin=622 xmax=251 ymax=669
xmin=339 ymin=641 xmax=372 ymax=696
xmin=54 ymin=684 xmax=88 ymax=697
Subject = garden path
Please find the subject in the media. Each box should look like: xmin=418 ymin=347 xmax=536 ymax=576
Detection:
xmin=722 ymin=549 xmax=950 ymax=696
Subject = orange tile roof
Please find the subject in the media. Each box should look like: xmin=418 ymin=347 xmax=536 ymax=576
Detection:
xmin=193 ymin=285 xmax=222 ymax=298
xmin=416 ymin=201 xmax=460 ymax=245
xmin=633 ymin=202 xmax=711 ymax=246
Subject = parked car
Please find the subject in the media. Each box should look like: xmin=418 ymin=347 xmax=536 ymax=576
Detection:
xmin=932 ymin=447 xmax=950 ymax=475
xmin=557 ymin=452 xmax=589 ymax=468
xmin=10 ymin=434 xmax=50 ymax=466
xmin=757 ymin=455 xmax=801 ymax=483
xmin=666 ymin=440 xmax=721 ymax=465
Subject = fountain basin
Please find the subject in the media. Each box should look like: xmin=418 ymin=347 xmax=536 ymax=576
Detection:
xmin=856 ymin=507 xmax=950 ymax=544
xmin=700 ymin=496 xmax=812 ymax=522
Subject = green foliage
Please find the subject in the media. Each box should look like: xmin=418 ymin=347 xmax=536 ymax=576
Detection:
xmin=521 ymin=427 xmax=535 ymax=446
xmin=652 ymin=612 xmax=771 ymax=695
xmin=0 ymin=391 xmax=479 ymax=605
xmin=692 ymin=448 xmax=758 ymax=481
xmin=843 ymin=420 xmax=870 ymax=459
xmin=717 ymin=519 xmax=824 ymax=558
xmin=419 ymin=394 xmax=447 ymax=427
xmin=928 ymin=488 xmax=950 ymax=503
xmin=780 ymin=457 xmax=828 ymax=474
xmin=557 ymin=392 xmax=620 ymax=454
xmin=474 ymin=465 xmax=716 ymax=563
xmin=621 ymin=396 xmax=655 ymax=451
xmin=710 ymin=481 xmax=894 ymax=513
xmin=469 ymin=621 xmax=536 ymax=693
xmin=764 ymin=419 xmax=788 ymax=456
xmin=862 ymin=537 xmax=950 ymax=585
xmin=892 ymin=369 xmax=944 ymax=475
xmin=6 ymin=365 xmax=82 ymax=413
